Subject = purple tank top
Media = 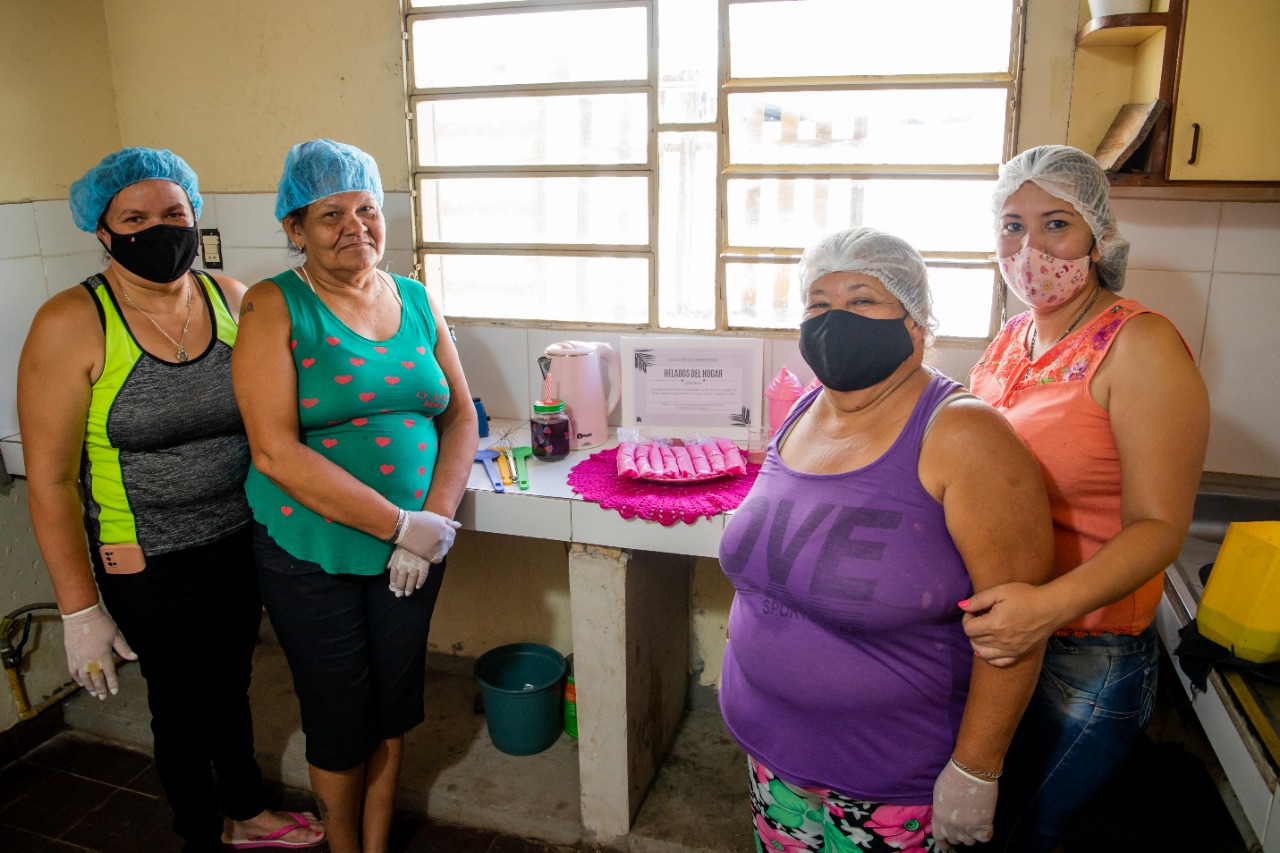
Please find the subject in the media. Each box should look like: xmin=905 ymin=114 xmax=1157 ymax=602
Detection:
xmin=718 ymin=371 xmax=973 ymax=803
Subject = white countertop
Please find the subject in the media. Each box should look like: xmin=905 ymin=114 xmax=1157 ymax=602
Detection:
xmin=459 ymin=419 xmax=729 ymax=559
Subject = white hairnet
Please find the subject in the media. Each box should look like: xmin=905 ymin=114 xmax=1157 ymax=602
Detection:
xmin=796 ymin=226 xmax=936 ymax=334
xmin=992 ymin=145 xmax=1130 ymax=292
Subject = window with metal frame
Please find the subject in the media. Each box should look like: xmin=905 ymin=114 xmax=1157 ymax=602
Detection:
xmin=404 ymin=0 xmax=1021 ymax=339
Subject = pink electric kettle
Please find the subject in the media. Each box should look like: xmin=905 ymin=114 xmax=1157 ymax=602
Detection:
xmin=538 ymin=341 xmax=621 ymax=450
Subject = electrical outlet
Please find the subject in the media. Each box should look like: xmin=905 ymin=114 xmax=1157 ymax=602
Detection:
xmin=199 ymin=228 xmax=223 ymax=269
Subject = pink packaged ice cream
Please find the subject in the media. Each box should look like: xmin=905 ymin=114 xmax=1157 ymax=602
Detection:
xmin=672 ymin=445 xmax=695 ymax=478
xmin=715 ymin=437 xmax=747 ymax=475
xmin=687 ymin=442 xmax=711 ymax=475
xmin=657 ymin=443 xmax=678 ymax=478
xmin=616 ymin=442 xmax=639 ymax=478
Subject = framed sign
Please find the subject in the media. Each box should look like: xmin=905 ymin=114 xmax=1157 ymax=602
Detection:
xmin=621 ymin=336 xmax=764 ymax=442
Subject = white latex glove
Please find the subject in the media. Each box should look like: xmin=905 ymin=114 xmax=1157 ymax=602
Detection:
xmin=61 ymin=603 xmax=137 ymax=700
xmin=931 ymin=759 xmax=998 ymax=850
xmin=399 ymin=510 xmax=461 ymax=564
xmin=387 ymin=545 xmax=433 ymax=598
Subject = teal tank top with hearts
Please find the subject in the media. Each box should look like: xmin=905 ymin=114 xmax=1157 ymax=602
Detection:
xmin=244 ymin=269 xmax=448 ymax=575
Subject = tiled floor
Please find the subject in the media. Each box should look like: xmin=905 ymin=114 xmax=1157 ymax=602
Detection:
xmin=0 ymin=731 xmax=578 ymax=853
xmin=0 ymin=651 xmax=1258 ymax=853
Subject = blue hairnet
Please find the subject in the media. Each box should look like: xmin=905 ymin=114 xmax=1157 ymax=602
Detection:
xmin=68 ymin=148 xmax=202 ymax=233
xmin=796 ymin=226 xmax=937 ymax=336
xmin=274 ymin=139 xmax=384 ymax=221
xmin=992 ymin=145 xmax=1131 ymax=292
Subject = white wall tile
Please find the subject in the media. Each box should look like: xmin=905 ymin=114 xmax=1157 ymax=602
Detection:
xmin=196 ymin=195 xmax=219 ymax=230
xmin=33 ymin=200 xmax=101 ymax=257
xmin=0 ymin=257 xmax=52 ymax=437
xmin=1112 ymin=199 xmax=1220 ymax=273
xmin=766 ymin=336 xmax=811 ymax=389
xmin=1119 ymin=269 xmax=1212 ymax=361
xmin=454 ymin=325 xmax=530 ymax=422
xmin=0 ymin=437 xmax=24 ymax=477
xmin=927 ymin=344 xmax=984 ymax=385
xmin=383 ymin=192 xmax=413 ymax=250
xmin=0 ymin=203 xmax=40 ymax=260
xmin=210 ymin=193 xmax=282 ymax=249
xmin=1199 ymin=272 xmax=1280 ymax=478
xmin=42 ymin=252 xmax=105 ymax=297
xmin=1216 ymin=203 xmax=1280 ymax=275
xmin=220 ymin=246 xmax=293 ymax=287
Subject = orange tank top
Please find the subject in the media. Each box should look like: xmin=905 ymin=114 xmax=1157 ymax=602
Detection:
xmin=970 ymin=299 xmax=1190 ymax=635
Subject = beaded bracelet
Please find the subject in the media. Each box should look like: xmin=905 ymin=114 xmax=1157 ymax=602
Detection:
xmin=950 ymin=757 xmax=1002 ymax=781
xmin=389 ymin=508 xmax=409 ymax=545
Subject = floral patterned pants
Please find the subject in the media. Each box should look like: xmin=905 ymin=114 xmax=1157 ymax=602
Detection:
xmin=749 ymin=756 xmax=940 ymax=853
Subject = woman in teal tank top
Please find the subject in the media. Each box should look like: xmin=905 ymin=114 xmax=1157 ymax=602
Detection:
xmin=233 ymin=139 xmax=479 ymax=853
xmin=19 ymin=148 xmax=324 ymax=851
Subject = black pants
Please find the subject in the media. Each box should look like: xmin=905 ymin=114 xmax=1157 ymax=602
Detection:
xmin=96 ymin=526 xmax=266 ymax=853
xmin=253 ymin=522 xmax=443 ymax=772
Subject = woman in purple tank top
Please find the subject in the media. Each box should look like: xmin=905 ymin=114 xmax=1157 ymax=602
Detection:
xmin=718 ymin=227 xmax=1053 ymax=851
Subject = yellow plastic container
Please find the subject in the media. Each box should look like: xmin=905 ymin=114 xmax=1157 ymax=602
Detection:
xmin=1198 ymin=521 xmax=1280 ymax=664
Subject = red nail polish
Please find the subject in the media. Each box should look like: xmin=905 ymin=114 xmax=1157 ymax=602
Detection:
xmin=958 ymin=599 xmax=970 ymax=609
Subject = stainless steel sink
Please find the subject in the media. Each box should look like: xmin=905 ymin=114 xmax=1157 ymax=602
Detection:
xmin=1188 ymin=491 xmax=1280 ymax=543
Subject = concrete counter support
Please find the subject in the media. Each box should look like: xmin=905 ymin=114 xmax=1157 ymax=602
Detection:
xmin=568 ymin=544 xmax=692 ymax=845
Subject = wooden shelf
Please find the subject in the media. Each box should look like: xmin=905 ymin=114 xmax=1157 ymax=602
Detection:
xmin=1078 ymin=13 xmax=1168 ymax=46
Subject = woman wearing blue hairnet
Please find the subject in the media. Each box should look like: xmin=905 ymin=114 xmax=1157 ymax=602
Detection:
xmin=962 ymin=145 xmax=1210 ymax=851
xmin=232 ymin=139 xmax=478 ymax=853
xmin=17 ymin=148 xmax=324 ymax=851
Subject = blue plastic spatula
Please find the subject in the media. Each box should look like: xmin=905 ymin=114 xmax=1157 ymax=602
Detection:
xmin=474 ymin=449 xmax=504 ymax=493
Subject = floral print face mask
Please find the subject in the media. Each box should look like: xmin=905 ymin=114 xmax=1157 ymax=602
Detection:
xmin=999 ymin=246 xmax=1091 ymax=309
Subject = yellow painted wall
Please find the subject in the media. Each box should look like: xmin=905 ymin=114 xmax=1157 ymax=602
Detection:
xmin=100 ymin=0 xmax=409 ymax=192
xmin=0 ymin=0 xmax=120 ymax=202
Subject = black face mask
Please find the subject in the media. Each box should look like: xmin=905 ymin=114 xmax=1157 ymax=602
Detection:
xmin=799 ymin=309 xmax=915 ymax=392
xmin=102 ymin=223 xmax=199 ymax=283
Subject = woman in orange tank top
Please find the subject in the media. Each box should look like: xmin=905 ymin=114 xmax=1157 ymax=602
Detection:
xmin=963 ymin=145 xmax=1209 ymax=852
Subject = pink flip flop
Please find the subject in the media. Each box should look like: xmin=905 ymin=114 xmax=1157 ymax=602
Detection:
xmin=220 ymin=811 xmax=325 ymax=849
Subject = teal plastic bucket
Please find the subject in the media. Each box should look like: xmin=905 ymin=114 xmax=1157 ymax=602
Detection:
xmin=474 ymin=643 xmax=567 ymax=756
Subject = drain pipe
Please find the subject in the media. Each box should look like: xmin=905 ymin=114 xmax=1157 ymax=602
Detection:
xmin=2 ymin=603 xmax=80 ymax=720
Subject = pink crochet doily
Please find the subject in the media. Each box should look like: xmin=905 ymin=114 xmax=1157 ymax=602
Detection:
xmin=568 ymin=447 xmax=762 ymax=527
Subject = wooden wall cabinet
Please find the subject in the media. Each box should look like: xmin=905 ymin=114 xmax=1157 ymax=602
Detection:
xmin=1167 ymin=0 xmax=1280 ymax=181
xmin=1068 ymin=0 xmax=1280 ymax=197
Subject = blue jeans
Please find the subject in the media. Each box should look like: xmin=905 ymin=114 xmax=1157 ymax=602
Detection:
xmin=986 ymin=626 xmax=1159 ymax=853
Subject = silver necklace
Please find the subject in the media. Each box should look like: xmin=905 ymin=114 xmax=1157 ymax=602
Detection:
xmin=119 ymin=275 xmax=194 ymax=362
xmin=298 ymin=264 xmax=401 ymax=306
xmin=1028 ymin=286 xmax=1102 ymax=359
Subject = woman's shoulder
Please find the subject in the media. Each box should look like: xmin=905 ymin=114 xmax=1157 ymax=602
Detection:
xmin=31 ymin=276 xmax=105 ymax=335
xmin=201 ymin=271 xmax=248 ymax=316
xmin=1103 ymin=301 xmax=1196 ymax=368
xmin=21 ymin=277 xmax=107 ymax=376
